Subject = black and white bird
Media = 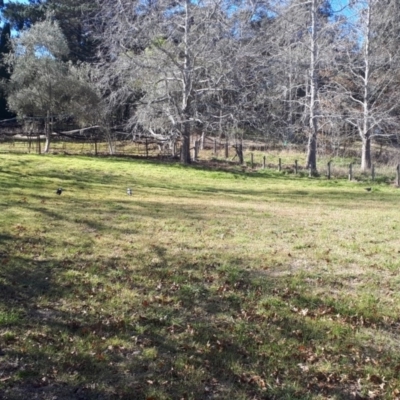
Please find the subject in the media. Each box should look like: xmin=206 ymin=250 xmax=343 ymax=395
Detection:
xmin=127 ymin=188 xmax=132 ymax=196
xmin=56 ymin=188 xmax=63 ymax=195
xmin=364 ymin=187 xmax=372 ymax=192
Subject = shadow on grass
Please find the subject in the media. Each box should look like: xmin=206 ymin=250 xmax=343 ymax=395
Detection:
xmin=1 ymin=244 xmax=398 ymax=399
xmin=1 ymin=154 xmax=399 ymax=398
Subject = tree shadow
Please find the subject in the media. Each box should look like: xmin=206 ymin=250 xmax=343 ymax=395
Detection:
xmin=1 ymin=154 xmax=398 ymax=399
xmin=0 ymin=238 xmax=397 ymax=399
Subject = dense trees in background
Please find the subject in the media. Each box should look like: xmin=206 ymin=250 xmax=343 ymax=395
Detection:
xmin=2 ymin=0 xmax=97 ymax=62
xmin=4 ymin=18 xmax=100 ymax=152
xmin=1 ymin=0 xmax=400 ymax=168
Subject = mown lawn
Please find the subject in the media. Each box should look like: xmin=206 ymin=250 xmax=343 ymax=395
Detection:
xmin=1 ymin=153 xmax=400 ymax=399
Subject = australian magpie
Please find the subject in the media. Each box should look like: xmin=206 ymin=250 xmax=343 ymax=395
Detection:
xmin=56 ymin=188 xmax=63 ymax=195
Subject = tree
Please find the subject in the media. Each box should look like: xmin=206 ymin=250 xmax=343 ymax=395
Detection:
xmin=330 ymin=0 xmax=400 ymax=171
xmin=2 ymin=0 xmax=97 ymax=62
xmin=42 ymin=0 xmax=98 ymax=62
xmin=5 ymin=18 xmax=100 ymax=152
xmin=0 ymin=22 xmax=14 ymax=119
xmin=251 ymin=0 xmax=336 ymax=173
xmin=95 ymin=0 xmax=234 ymax=164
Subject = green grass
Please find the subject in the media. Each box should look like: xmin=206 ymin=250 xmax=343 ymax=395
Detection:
xmin=1 ymin=153 xmax=400 ymax=399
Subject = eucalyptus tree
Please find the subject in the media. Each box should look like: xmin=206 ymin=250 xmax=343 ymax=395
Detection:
xmin=262 ymin=0 xmax=336 ymax=173
xmin=330 ymin=0 xmax=400 ymax=171
xmin=5 ymin=18 xmax=100 ymax=153
xmin=95 ymin=0 xmax=236 ymax=163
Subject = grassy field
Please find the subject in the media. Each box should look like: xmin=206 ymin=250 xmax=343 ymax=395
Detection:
xmin=1 ymin=153 xmax=400 ymax=399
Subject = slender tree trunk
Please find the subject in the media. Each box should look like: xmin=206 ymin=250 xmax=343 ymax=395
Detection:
xmin=361 ymin=2 xmax=372 ymax=171
xmin=44 ymin=110 xmax=51 ymax=153
xmin=44 ymin=133 xmax=51 ymax=153
xmin=306 ymin=0 xmax=319 ymax=175
xmin=105 ymin=128 xmax=115 ymax=155
xmin=200 ymin=131 xmax=205 ymax=150
xmin=180 ymin=0 xmax=192 ymax=165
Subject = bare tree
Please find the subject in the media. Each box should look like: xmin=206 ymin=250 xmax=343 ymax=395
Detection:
xmin=330 ymin=0 xmax=400 ymax=171
xmin=95 ymin=0 xmax=236 ymax=163
xmin=258 ymin=1 xmax=338 ymax=173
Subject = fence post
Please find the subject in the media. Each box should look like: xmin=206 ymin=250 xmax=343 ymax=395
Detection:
xmin=145 ymin=138 xmax=149 ymax=158
xmin=295 ymin=160 xmax=298 ymax=175
xmin=251 ymin=153 xmax=254 ymax=169
xmin=213 ymin=139 xmax=217 ymax=155
xmin=278 ymin=158 xmax=282 ymax=171
xmin=94 ymin=139 xmax=98 ymax=156
xmin=37 ymin=134 xmax=41 ymax=154
xmin=263 ymin=155 xmax=266 ymax=169
xmin=397 ymin=164 xmax=400 ymax=187
xmin=348 ymin=163 xmax=353 ymax=181
xmin=327 ymin=160 xmax=331 ymax=180
xmin=371 ymin=164 xmax=375 ymax=181
xmin=225 ymin=140 xmax=229 ymax=158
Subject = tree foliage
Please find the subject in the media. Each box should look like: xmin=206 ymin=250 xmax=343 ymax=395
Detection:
xmin=5 ymin=18 xmax=100 ymax=152
xmin=1 ymin=0 xmax=400 ymax=166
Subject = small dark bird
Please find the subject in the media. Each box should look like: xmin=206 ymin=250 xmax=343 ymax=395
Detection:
xmin=56 ymin=188 xmax=63 ymax=195
xmin=127 ymin=188 xmax=132 ymax=196
xmin=364 ymin=187 xmax=372 ymax=192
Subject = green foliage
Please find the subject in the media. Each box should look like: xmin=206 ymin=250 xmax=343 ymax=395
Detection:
xmin=5 ymin=18 xmax=100 ymax=125
xmin=2 ymin=0 xmax=97 ymax=62
xmin=0 ymin=22 xmax=14 ymax=119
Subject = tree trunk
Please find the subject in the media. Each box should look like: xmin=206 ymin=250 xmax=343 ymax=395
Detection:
xmin=44 ymin=133 xmax=51 ymax=153
xmin=179 ymin=0 xmax=192 ymax=165
xmin=105 ymin=128 xmax=115 ymax=155
xmin=360 ymin=3 xmax=372 ymax=172
xmin=305 ymin=0 xmax=319 ymax=176
xmin=180 ymin=120 xmax=191 ymax=164
xmin=361 ymin=136 xmax=372 ymax=171
xmin=44 ymin=110 xmax=51 ymax=153
xmin=200 ymin=132 xmax=205 ymax=150
xmin=235 ymin=142 xmax=244 ymax=164
xmin=306 ymin=128 xmax=317 ymax=174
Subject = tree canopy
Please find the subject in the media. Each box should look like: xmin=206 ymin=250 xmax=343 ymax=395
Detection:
xmin=1 ymin=0 xmax=400 ymax=166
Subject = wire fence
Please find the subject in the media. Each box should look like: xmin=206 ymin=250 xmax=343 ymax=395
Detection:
xmin=0 ymin=117 xmax=399 ymax=183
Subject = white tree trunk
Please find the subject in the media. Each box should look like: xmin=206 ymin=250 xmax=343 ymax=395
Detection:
xmin=44 ymin=110 xmax=51 ymax=153
xmin=361 ymin=2 xmax=372 ymax=171
xmin=306 ymin=0 xmax=319 ymax=175
xmin=180 ymin=0 xmax=192 ymax=164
